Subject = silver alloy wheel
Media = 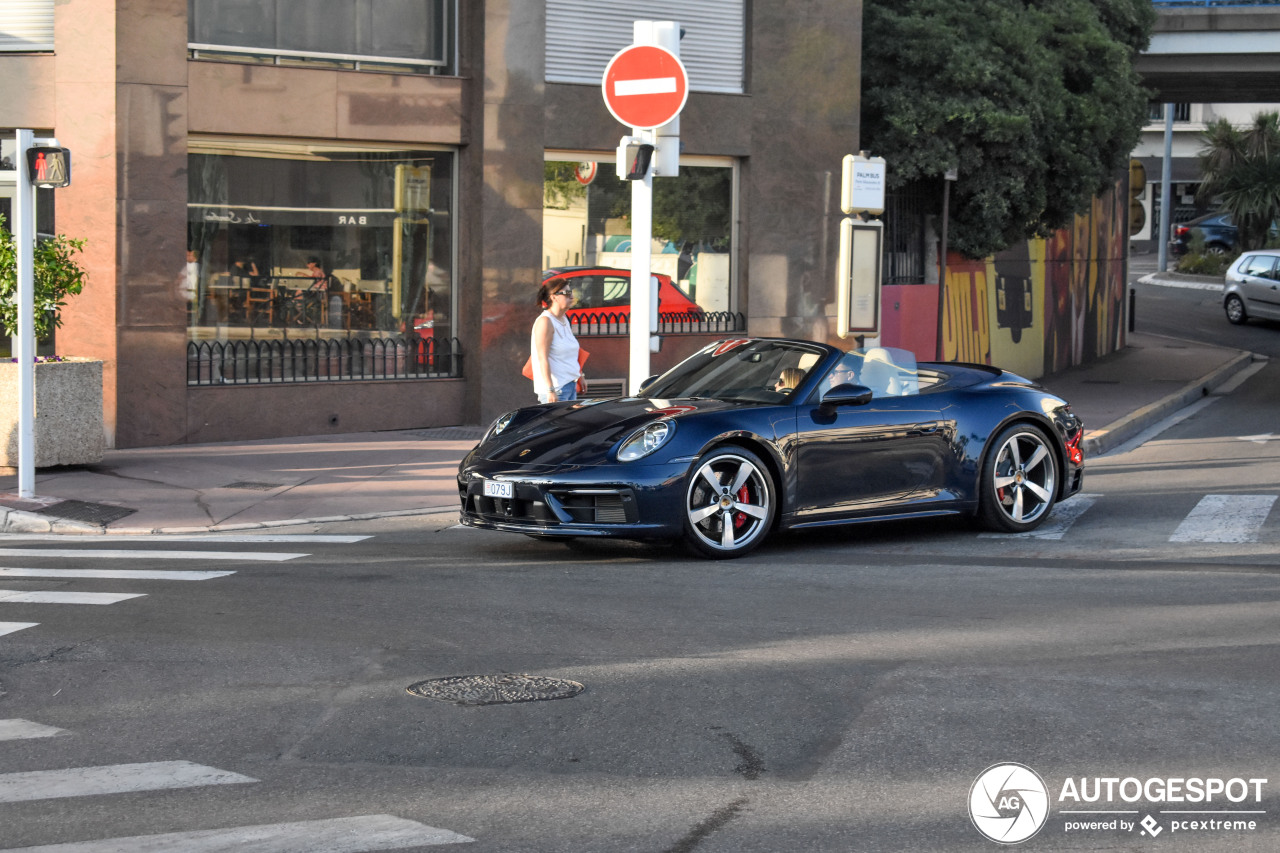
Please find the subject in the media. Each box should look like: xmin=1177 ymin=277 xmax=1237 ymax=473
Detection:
xmin=1225 ymin=294 xmax=1246 ymax=325
xmin=684 ymin=450 xmax=772 ymax=556
xmin=989 ymin=429 xmax=1057 ymax=526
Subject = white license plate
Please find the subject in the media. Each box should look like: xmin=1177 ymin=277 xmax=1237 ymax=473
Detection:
xmin=483 ymin=480 xmax=513 ymax=499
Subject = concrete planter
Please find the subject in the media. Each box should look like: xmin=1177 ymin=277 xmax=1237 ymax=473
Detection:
xmin=0 ymin=358 xmax=105 ymax=468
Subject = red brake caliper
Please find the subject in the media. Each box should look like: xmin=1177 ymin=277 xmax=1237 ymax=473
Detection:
xmin=734 ymin=485 xmax=750 ymax=528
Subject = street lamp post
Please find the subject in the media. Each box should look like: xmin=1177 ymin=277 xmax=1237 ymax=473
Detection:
xmin=936 ymin=167 xmax=957 ymax=361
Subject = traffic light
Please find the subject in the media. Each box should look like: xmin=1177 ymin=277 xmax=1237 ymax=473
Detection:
xmin=1128 ymin=159 xmax=1147 ymax=237
xmin=616 ymin=137 xmax=654 ymax=181
xmin=26 ymin=147 xmax=71 ymax=188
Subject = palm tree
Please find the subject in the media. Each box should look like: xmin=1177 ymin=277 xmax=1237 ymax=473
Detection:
xmin=1197 ymin=112 xmax=1280 ymax=252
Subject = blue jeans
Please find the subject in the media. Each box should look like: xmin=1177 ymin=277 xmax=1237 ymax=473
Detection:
xmin=538 ymin=379 xmax=577 ymax=404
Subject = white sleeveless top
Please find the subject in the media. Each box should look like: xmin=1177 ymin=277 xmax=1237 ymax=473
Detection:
xmin=531 ymin=309 xmax=580 ymax=392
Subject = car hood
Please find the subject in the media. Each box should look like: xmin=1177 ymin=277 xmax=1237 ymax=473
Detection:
xmin=472 ymin=396 xmax=749 ymax=466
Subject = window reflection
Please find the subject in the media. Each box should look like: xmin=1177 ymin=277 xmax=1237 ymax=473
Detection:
xmin=542 ymin=159 xmax=735 ymax=314
xmin=186 ymin=146 xmax=453 ymax=349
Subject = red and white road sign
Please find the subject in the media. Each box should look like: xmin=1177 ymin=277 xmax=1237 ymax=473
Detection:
xmin=602 ymin=44 xmax=688 ymax=130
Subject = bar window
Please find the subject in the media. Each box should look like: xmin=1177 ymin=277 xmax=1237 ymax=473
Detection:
xmin=186 ymin=142 xmax=456 ymax=383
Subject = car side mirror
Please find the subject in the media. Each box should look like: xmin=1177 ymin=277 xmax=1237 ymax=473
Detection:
xmin=820 ymin=383 xmax=874 ymax=409
xmin=638 ymin=375 xmax=659 ymax=394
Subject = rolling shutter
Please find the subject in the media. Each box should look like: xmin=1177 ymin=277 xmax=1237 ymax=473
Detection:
xmin=547 ymin=0 xmax=743 ymax=94
xmin=0 ymin=0 xmax=55 ymax=52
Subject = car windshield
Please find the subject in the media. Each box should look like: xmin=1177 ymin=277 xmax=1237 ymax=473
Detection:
xmin=642 ymin=340 xmax=826 ymax=403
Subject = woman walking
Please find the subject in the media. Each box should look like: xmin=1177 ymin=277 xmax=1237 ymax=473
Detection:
xmin=530 ymin=280 xmax=582 ymax=403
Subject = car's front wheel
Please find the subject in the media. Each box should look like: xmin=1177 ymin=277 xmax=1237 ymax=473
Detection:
xmin=978 ymin=425 xmax=1059 ymax=533
xmin=682 ymin=446 xmax=776 ymax=558
xmin=1225 ymin=293 xmax=1248 ymax=325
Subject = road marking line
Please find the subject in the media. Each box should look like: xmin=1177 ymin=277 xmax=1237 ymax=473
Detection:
xmin=0 ymin=534 xmax=369 ymax=544
xmin=0 ymin=761 xmax=256 ymax=804
xmin=0 ymin=590 xmax=146 ymax=605
xmin=0 ymin=621 xmax=39 ymax=637
xmin=0 ymin=719 xmax=66 ymax=741
xmin=1170 ymin=494 xmax=1278 ymax=543
xmin=615 ymin=76 xmax=677 ymax=96
xmin=0 ymin=549 xmax=304 ymax=562
xmin=979 ymin=493 xmax=1101 ymax=539
xmin=2 ymin=814 xmax=475 ymax=851
xmin=0 ymin=568 xmax=233 ymax=581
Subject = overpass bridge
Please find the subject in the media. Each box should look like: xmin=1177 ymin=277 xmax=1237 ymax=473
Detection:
xmin=1139 ymin=1 xmax=1280 ymax=102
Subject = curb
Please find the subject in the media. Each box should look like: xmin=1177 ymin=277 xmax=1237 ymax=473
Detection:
xmin=0 ymin=504 xmax=460 ymax=536
xmin=1080 ymin=350 xmax=1256 ymax=457
xmin=1138 ymin=272 xmax=1225 ymax=291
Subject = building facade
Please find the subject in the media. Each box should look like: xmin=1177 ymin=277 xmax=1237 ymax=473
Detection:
xmin=1 ymin=1 xmax=863 ymax=448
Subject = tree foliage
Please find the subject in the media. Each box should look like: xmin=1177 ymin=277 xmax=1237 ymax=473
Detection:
xmin=0 ymin=216 xmax=88 ymax=340
xmin=1197 ymin=112 xmax=1280 ymax=252
xmin=861 ymin=0 xmax=1154 ymax=258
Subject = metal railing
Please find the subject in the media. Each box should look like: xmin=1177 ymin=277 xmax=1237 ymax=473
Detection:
xmin=187 ymin=334 xmax=462 ymax=386
xmin=568 ymin=311 xmax=747 ymax=337
xmin=1152 ymin=1 xmax=1280 ymax=7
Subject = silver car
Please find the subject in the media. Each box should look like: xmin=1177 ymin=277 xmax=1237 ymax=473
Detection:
xmin=1224 ymin=249 xmax=1280 ymax=325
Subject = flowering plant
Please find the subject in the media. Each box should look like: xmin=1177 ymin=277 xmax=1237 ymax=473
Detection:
xmin=0 ymin=214 xmax=87 ymax=341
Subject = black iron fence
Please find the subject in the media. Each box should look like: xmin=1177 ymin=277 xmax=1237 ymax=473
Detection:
xmin=569 ymin=310 xmax=746 ymax=337
xmin=187 ymin=334 xmax=462 ymax=386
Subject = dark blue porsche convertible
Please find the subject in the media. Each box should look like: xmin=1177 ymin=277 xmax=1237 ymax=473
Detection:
xmin=458 ymin=338 xmax=1085 ymax=558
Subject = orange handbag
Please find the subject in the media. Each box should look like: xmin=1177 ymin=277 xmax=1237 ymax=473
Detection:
xmin=523 ymin=347 xmax=589 ymax=380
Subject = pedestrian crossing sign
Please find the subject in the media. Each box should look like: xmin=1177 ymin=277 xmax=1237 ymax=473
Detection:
xmin=26 ymin=146 xmax=71 ymax=188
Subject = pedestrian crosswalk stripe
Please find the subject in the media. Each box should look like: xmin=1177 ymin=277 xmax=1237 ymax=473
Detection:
xmin=1169 ymin=494 xmax=1278 ymax=543
xmin=4 ymin=814 xmax=475 ymax=851
xmin=0 ymin=534 xmax=370 ymax=544
xmin=0 ymin=621 xmax=39 ymax=637
xmin=979 ymin=493 xmax=1101 ymax=539
xmin=0 ymin=719 xmax=66 ymax=741
xmin=0 ymin=549 xmax=305 ymax=562
xmin=0 ymin=590 xmax=146 ymax=605
xmin=0 ymin=761 xmax=256 ymax=804
xmin=0 ymin=568 xmax=233 ymax=581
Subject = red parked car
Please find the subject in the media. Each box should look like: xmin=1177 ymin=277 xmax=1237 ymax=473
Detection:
xmin=541 ymin=266 xmax=702 ymax=322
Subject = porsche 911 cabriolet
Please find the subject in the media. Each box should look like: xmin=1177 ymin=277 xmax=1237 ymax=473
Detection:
xmin=458 ymin=339 xmax=1085 ymax=558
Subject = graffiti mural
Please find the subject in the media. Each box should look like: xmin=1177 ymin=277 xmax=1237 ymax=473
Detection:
xmin=936 ymin=178 xmax=1128 ymax=379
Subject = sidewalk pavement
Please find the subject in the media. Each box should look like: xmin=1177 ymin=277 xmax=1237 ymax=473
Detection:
xmin=0 ymin=326 xmax=1259 ymax=536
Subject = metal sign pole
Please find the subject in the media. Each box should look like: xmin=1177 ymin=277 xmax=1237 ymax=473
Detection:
xmin=629 ymin=145 xmax=654 ymax=394
xmin=14 ymin=129 xmax=37 ymax=497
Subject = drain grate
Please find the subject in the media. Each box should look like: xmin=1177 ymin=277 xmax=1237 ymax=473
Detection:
xmin=34 ymin=500 xmax=136 ymax=525
xmin=407 ymin=674 xmax=585 ymax=706
xmin=222 ymin=481 xmax=284 ymax=491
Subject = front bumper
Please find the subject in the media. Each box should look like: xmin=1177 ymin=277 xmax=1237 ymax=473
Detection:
xmin=458 ymin=459 xmax=690 ymax=539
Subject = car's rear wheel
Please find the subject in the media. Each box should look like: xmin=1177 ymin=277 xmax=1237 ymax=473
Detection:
xmin=682 ymin=446 xmax=775 ymax=558
xmin=1225 ymin=294 xmax=1248 ymax=325
xmin=978 ymin=425 xmax=1059 ymax=533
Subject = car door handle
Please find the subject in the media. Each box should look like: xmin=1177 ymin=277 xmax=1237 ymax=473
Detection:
xmin=909 ymin=422 xmax=940 ymax=436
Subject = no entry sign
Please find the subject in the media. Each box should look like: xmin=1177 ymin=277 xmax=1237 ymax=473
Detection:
xmin=602 ymin=44 xmax=688 ymax=129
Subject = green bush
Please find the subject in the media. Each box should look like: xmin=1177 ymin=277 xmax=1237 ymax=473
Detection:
xmin=0 ymin=215 xmax=87 ymax=340
xmin=1176 ymin=252 xmax=1234 ymax=277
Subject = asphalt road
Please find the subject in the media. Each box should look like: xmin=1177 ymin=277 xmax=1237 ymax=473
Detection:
xmin=1 ymin=278 xmax=1278 ymax=852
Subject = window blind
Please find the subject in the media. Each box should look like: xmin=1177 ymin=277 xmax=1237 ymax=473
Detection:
xmin=546 ymin=0 xmax=744 ymax=94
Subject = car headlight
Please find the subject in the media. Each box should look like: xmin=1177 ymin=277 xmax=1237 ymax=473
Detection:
xmin=617 ymin=420 xmax=675 ymax=462
xmin=483 ymin=410 xmax=518 ymax=443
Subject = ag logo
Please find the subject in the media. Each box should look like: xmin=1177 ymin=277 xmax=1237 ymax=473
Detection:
xmin=969 ymin=763 xmax=1049 ymax=844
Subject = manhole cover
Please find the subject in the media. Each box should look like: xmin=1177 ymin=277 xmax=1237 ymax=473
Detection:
xmin=222 ymin=481 xmax=283 ymax=491
xmin=34 ymin=500 xmax=135 ymax=525
xmin=406 ymin=674 xmax=584 ymax=706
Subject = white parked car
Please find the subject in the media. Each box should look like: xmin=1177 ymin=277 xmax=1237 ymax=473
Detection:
xmin=1224 ymin=249 xmax=1280 ymax=325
